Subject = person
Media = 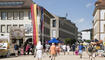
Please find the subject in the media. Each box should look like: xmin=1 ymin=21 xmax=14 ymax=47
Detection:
xmin=67 ymin=44 xmax=70 ymax=55
xmin=87 ymin=44 xmax=96 ymax=60
xmin=72 ymin=44 xmax=75 ymax=55
xmin=36 ymin=41 xmax=43 ymax=60
xmin=14 ymin=43 xmax=19 ymax=57
xmin=45 ymin=44 xmax=50 ymax=55
xmin=20 ymin=46 xmax=24 ymax=55
xmin=62 ymin=44 xmax=67 ymax=55
xmin=75 ymin=46 xmax=79 ymax=55
xmin=26 ymin=44 xmax=30 ymax=55
xmin=50 ymin=43 xmax=56 ymax=60
xmin=78 ymin=43 xmax=84 ymax=58
xmin=56 ymin=44 xmax=60 ymax=55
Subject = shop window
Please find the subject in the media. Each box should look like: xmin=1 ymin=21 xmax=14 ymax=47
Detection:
xmin=19 ymin=11 xmax=24 ymax=20
xmin=52 ymin=20 xmax=56 ymax=27
xmin=1 ymin=12 xmax=7 ymax=20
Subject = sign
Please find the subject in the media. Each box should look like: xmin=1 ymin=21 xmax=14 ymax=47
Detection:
xmin=0 ymin=43 xmax=7 ymax=49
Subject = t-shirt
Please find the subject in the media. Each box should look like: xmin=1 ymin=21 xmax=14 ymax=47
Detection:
xmin=79 ymin=45 xmax=83 ymax=50
xmin=62 ymin=45 xmax=66 ymax=50
xmin=67 ymin=46 xmax=70 ymax=50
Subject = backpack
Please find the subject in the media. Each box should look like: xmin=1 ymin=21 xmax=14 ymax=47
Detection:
xmin=88 ymin=47 xmax=93 ymax=52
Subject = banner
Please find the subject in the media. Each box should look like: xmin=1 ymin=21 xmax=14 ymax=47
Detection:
xmin=0 ymin=43 xmax=7 ymax=49
xmin=31 ymin=4 xmax=39 ymax=45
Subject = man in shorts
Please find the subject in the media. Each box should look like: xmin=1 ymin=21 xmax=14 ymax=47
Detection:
xmin=78 ymin=43 xmax=84 ymax=58
xmin=62 ymin=44 xmax=67 ymax=55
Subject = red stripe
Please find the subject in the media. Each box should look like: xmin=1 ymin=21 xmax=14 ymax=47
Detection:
xmin=31 ymin=4 xmax=37 ymax=45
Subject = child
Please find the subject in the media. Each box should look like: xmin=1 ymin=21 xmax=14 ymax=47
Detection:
xmin=21 ymin=47 xmax=24 ymax=55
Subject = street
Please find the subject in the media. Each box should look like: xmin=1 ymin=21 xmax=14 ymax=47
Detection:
xmin=0 ymin=52 xmax=105 ymax=60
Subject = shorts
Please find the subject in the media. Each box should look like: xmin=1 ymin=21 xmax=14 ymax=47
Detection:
xmin=63 ymin=49 xmax=66 ymax=52
xmin=79 ymin=50 xmax=82 ymax=54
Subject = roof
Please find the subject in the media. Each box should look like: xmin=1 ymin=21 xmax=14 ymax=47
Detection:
xmin=0 ymin=0 xmax=33 ymax=9
xmin=81 ymin=29 xmax=92 ymax=32
xmin=93 ymin=0 xmax=105 ymax=16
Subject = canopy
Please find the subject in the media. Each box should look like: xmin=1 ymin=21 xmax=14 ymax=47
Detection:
xmin=48 ymin=38 xmax=59 ymax=43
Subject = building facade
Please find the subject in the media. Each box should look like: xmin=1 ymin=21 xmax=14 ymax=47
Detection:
xmin=78 ymin=32 xmax=82 ymax=41
xmin=81 ymin=29 xmax=92 ymax=41
xmin=0 ymin=0 xmax=54 ymax=44
xmin=93 ymin=0 xmax=105 ymax=42
xmin=50 ymin=15 xmax=78 ymax=41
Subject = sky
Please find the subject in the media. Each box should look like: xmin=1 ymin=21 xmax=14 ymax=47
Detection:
xmin=33 ymin=0 xmax=97 ymax=31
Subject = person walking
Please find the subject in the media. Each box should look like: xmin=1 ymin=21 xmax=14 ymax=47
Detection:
xmin=50 ymin=43 xmax=56 ymax=60
xmin=62 ymin=44 xmax=67 ymax=55
xmin=72 ymin=44 xmax=76 ymax=55
xmin=78 ymin=43 xmax=84 ymax=58
xmin=20 ymin=46 xmax=24 ymax=55
xmin=67 ymin=44 xmax=70 ymax=55
xmin=87 ymin=44 xmax=96 ymax=60
xmin=14 ymin=43 xmax=19 ymax=57
xmin=26 ymin=44 xmax=30 ymax=55
xmin=36 ymin=41 xmax=43 ymax=60
xmin=56 ymin=44 xmax=60 ymax=55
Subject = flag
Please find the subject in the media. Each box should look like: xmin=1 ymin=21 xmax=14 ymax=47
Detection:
xmin=31 ymin=4 xmax=39 ymax=45
xmin=40 ymin=7 xmax=44 ymax=32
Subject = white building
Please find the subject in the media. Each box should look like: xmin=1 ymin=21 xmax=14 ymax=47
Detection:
xmin=93 ymin=0 xmax=105 ymax=42
xmin=0 ymin=0 xmax=54 ymax=45
xmin=0 ymin=0 xmax=33 ymax=40
xmin=81 ymin=29 xmax=92 ymax=41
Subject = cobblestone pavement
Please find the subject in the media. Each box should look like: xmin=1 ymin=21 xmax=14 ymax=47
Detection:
xmin=0 ymin=52 xmax=105 ymax=60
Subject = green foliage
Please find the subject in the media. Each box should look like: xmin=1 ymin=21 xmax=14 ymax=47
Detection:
xmin=64 ymin=38 xmax=76 ymax=45
xmin=85 ymin=40 xmax=91 ymax=43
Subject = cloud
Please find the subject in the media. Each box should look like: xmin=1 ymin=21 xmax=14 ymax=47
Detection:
xmin=86 ymin=3 xmax=92 ymax=8
xmin=74 ymin=18 xmax=85 ymax=23
xmin=78 ymin=18 xmax=85 ymax=23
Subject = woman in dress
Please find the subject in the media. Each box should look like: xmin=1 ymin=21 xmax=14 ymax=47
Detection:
xmin=50 ymin=43 xmax=56 ymax=60
xmin=36 ymin=41 xmax=43 ymax=60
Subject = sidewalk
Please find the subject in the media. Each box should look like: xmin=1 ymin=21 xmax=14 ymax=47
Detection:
xmin=0 ymin=52 xmax=105 ymax=60
xmin=42 ymin=52 xmax=105 ymax=60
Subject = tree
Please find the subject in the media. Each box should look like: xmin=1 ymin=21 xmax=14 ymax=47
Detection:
xmin=85 ymin=40 xmax=91 ymax=43
xmin=64 ymin=38 xmax=76 ymax=45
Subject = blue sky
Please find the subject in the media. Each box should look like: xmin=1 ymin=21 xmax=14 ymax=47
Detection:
xmin=33 ymin=0 xmax=97 ymax=31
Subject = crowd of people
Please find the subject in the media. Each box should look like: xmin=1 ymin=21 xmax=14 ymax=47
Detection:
xmin=34 ymin=41 xmax=99 ymax=60
xmin=14 ymin=43 xmax=34 ymax=57
xmin=13 ymin=41 xmax=100 ymax=60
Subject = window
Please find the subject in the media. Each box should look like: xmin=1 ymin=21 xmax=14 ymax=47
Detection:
xmin=0 ymin=2 xmax=24 ymax=6
xmin=7 ymin=25 xmax=11 ymax=33
xmin=104 ymin=25 xmax=105 ymax=32
xmin=7 ymin=12 xmax=12 ymax=20
xmin=1 ymin=12 xmax=7 ymax=20
xmin=13 ymin=12 xmax=18 ymax=20
xmin=52 ymin=20 xmax=56 ymax=27
xmin=19 ymin=25 xmax=24 ymax=28
xmin=52 ymin=30 xmax=56 ymax=38
xmin=19 ymin=11 xmax=24 ymax=20
xmin=13 ymin=25 xmax=18 ymax=28
xmin=28 ymin=11 xmax=31 ymax=19
xmin=1 ymin=25 xmax=6 ymax=33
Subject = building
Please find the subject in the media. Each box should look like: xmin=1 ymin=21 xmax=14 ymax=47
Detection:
xmin=93 ymin=0 xmax=105 ymax=42
xmin=0 ymin=0 xmax=54 ymax=45
xmin=78 ymin=32 xmax=82 ymax=41
xmin=50 ymin=15 xmax=78 ymax=41
xmin=81 ymin=29 xmax=92 ymax=41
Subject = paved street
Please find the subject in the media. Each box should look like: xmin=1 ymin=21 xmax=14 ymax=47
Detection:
xmin=0 ymin=52 xmax=105 ymax=60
